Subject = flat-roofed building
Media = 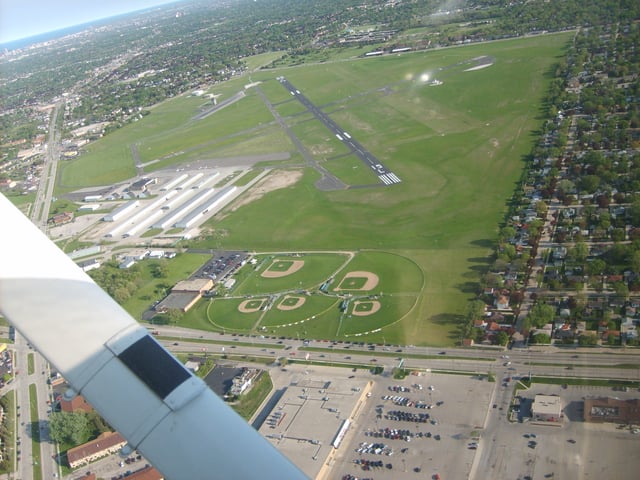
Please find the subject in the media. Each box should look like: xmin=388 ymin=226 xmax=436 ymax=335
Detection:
xmin=129 ymin=177 xmax=157 ymax=193
xmin=584 ymin=397 xmax=640 ymax=423
xmin=173 ymin=278 xmax=213 ymax=293
xmin=155 ymin=278 xmax=213 ymax=313
xmin=532 ymin=394 xmax=563 ymax=422
xmin=48 ymin=211 xmax=74 ymax=225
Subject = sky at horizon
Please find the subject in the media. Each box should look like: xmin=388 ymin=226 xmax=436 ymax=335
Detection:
xmin=0 ymin=0 xmax=181 ymax=43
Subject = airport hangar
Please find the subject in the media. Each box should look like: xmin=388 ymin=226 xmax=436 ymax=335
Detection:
xmin=100 ymin=170 xmax=238 ymax=238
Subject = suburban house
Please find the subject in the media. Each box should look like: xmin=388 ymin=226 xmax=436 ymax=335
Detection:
xmin=60 ymin=394 xmax=93 ymax=414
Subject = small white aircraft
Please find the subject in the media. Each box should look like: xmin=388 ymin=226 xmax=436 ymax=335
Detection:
xmin=0 ymin=194 xmax=307 ymax=480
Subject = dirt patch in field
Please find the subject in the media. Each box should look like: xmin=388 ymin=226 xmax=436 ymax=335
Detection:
xmin=230 ymin=169 xmax=303 ymax=212
xmin=309 ymin=143 xmax=335 ymax=156
xmin=277 ymin=295 xmax=306 ymax=310
xmin=238 ymin=299 xmax=265 ymax=313
xmin=261 ymin=260 xmax=305 ymax=278
xmin=334 ymin=271 xmax=379 ymax=291
xmin=352 ymin=300 xmax=381 ymax=316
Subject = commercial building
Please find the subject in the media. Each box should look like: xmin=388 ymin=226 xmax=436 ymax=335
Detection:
xmin=155 ymin=278 xmax=213 ymax=313
xmin=48 ymin=211 xmax=74 ymax=225
xmin=584 ymin=397 xmax=640 ymax=424
xmin=129 ymin=177 xmax=157 ymax=194
xmin=230 ymin=368 xmax=261 ymax=396
xmin=531 ymin=394 xmax=563 ymax=422
xmin=173 ymin=278 xmax=214 ymax=293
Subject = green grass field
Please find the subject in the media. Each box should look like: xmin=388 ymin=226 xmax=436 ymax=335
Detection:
xmin=234 ymin=253 xmax=349 ymax=294
xmin=61 ymin=33 xmax=571 ymax=345
xmin=259 ymin=294 xmax=339 ymax=328
xmin=189 ymin=250 xmax=423 ymax=339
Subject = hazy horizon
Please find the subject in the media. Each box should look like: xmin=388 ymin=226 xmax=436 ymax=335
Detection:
xmin=0 ymin=0 xmax=181 ymax=44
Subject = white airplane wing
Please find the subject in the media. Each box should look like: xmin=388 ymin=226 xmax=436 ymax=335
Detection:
xmin=0 ymin=193 xmax=307 ymax=480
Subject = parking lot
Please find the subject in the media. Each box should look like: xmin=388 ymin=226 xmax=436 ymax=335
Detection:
xmin=264 ymin=364 xmax=640 ymax=480
xmin=488 ymin=383 xmax=640 ymax=480
xmin=194 ymin=250 xmax=250 ymax=285
xmin=266 ymin=365 xmax=494 ymax=480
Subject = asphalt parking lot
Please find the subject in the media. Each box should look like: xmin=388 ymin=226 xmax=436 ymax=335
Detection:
xmin=266 ymin=364 xmax=640 ymax=480
xmin=496 ymin=384 xmax=640 ymax=480
xmin=299 ymin=367 xmax=494 ymax=480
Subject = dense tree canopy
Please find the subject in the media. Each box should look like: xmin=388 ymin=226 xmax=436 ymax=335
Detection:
xmin=528 ymin=302 xmax=555 ymax=329
xmin=49 ymin=412 xmax=90 ymax=445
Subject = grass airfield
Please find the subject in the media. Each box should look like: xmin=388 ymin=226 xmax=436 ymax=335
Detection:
xmin=61 ymin=33 xmax=572 ymax=345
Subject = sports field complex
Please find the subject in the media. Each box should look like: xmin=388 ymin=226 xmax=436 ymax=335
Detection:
xmin=202 ymin=250 xmax=423 ymax=341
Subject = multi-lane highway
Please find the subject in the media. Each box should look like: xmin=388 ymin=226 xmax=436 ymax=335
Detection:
xmin=2 ymin=324 xmax=636 ymax=480
xmin=10 ymin=101 xmax=65 ymax=480
xmin=277 ymin=77 xmax=402 ymax=186
xmin=153 ymin=325 xmax=640 ymax=382
xmin=6 ymin=332 xmax=61 ymax=480
xmin=30 ymin=101 xmax=63 ymax=232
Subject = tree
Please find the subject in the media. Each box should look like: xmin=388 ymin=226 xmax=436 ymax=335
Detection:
xmin=611 ymin=281 xmax=628 ymax=300
xmin=495 ymin=331 xmax=509 ymax=346
xmin=631 ymin=250 xmax=640 ymax=275
xmin=587 ymin=259 xmax=606 ymax=277
xmin=112 ymin=286 xmax=131 ymax=304
xmin=49 ymin=412 xmax=90 ymax=445
xmin=611 ymin=228 xmax=625 ymax=242
xmin=578 ymin=334 xmax=598 ymax=346
xmin=500 ymin=244 xmax=517 ymax=261
xmin=474 ymin=328 xmax=486 ymax=344
xmin=528 ymin=302 xmax=555 ymax=329
xmin=150 ymin=260 xmax=169 ymax=278
xmin=579 ymin=175 xmax=600 ymax=194
xmin=628 ymin=200 xmax=640 ymax=227
xmin=526 ymin=219 xmax=544 ymax=240
xmin=466 ymin=299 xmax=486 ymax=322
xmin=535 ymin=201 xmax=548 ymax=217
xmin=557 ymin=179 xmax=575 ymax=198
xmin=499 ymin=226 xmax=516 ymax=244
xmin=166 ymin=308 xmax=184 ymax=324
xmin=531 ymin=333 xmax=551 ymax=344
